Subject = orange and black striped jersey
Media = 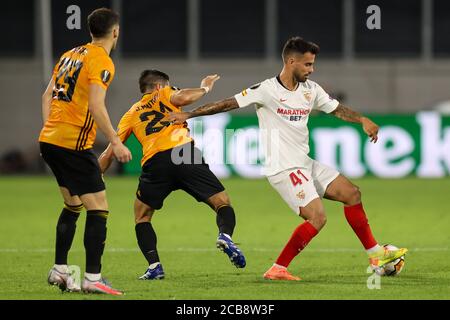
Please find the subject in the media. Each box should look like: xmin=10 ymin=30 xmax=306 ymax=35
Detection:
xmin=39 ymin=43 xmax=115 ymax=150
xmin=117 ymin=86 xmax=193 ymax=166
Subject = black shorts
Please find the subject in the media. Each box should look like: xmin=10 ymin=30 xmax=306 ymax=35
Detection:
xmin=40 ymin=142 xmax=105 ymax=196
xmin=137 ymin=142 xmax=225 ymax=210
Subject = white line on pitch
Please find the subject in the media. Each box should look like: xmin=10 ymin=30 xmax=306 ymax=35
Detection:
xmin=0 ymin=247 xmax=448 ymax=253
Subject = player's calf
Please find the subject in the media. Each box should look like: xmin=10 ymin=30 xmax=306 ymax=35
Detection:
xmin=54 ymin=204 xmax=82 ymax=266
xmin=83 ymin=210 xmax=108 ymax=277
xmin=215 ymin=205 xmax=236 ymax=236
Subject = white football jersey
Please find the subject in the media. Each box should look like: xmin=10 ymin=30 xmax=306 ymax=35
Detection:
xmin=234 ymin=76 xmax=339 ymax=176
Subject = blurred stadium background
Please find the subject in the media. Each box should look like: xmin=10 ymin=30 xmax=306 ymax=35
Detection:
xmin=0 ymin=0 xmax=449 ymax=178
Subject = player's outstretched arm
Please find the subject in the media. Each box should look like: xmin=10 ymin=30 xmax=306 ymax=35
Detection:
xmin=98 ymin=144 xmax=114 ymax=173
xmin=98 ymin=126 xmax=132 ymax=173
xmin=168 ymin=97 xmax=239 ymax=124
xmin=170 ymin=74 xmax=220 ymax=107
xmin=41 ymin=78 xmax=55 ymax=124
xmin=330 ymin=103 xmax=379 ymax=143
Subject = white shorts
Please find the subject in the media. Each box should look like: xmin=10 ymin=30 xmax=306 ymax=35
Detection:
xmin=267 ymin=160 xmax=340 ymax=215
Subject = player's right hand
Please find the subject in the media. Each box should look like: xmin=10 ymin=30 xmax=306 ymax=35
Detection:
xmin=111 ymin=141 xmax=132 ymax=163
xmin=200 ymin=74 xmax=220 ymax=92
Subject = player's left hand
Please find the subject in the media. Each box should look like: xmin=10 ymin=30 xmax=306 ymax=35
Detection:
xmin=200 ymin=74 xmax=220 ymax=92
xmin=361 ymin=117 xmax=379 ymax=143
xmin=168 ymin=112 xmax=191 ymax=125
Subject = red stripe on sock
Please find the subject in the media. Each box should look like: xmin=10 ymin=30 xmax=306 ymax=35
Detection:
xmin=344 ymin=203 xmax=378 ymax=250
xmin=275 ymin=221 xmax=319 ymax=268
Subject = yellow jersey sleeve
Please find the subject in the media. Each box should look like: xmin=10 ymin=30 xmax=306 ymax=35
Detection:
xmin=117 ymin=110 xmax=134 ymax=143
xmin=160 ymin=86 xmax=180 ymax=107
xmin=87 ymin=55 xmax=115 ymax=90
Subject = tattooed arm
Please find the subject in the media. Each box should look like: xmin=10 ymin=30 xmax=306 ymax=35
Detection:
xmin=189 ymin=97 xmax=239 ymax=116
xmin=330 ymin=103 xmax=364 ymax=123
xmin=331 ymin=103 xmax=379 ymax=143
xmin=168 ymin=97 xmax=239 ymax=124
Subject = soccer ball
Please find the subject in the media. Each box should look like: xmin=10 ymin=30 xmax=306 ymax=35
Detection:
xmin=375 ymin=244 xmax=405 ymax=276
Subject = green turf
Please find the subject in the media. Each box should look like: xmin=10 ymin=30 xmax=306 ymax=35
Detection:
xmin=0 ymin=176 xmax=449 ymax=300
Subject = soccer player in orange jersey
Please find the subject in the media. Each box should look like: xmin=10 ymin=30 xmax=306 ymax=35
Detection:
xmin=99 ymin=70 xmax=246 ymax=279
xmin=168 ymin=37 xmax=408 ymax=281
xmin=39 ymin=8 xmax=131 ymax=295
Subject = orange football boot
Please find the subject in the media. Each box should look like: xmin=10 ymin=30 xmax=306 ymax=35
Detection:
xmin=263 ymin=264 xmax=301 ymax=281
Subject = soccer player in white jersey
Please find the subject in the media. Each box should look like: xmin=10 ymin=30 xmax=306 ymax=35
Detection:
xmin=168 ymin=37 xmax=408 ymax=281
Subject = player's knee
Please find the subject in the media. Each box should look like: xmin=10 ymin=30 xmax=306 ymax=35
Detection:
xmin=217 ymin=194 xmax=231 ymax=208
xmin=135 ymin=214 xmax=151 ymax=224
xmin=300 ymin=200 xmax=326 ymax=229
xmin=347 ymin=186 xmax=361 ymax=205
xmin=315 ymin=211 xmax=327 ymax=228
xmin=134 ymin=199 xmax=154 ymax=224
xmin=208 ymin=192 xmax=231 ymax=210
xmin=301 ymin=209 xmax=327 ymax=231
xmin=81 ymin=191 xmax=108 ymax=211
xmin=134 ymin=208 xmax=154 ymax=224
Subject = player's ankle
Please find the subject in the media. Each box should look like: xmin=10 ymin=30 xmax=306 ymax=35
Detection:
xmin=366 ymin=244 xmax=383 ymax=256
xmin=84 ymin=272 xmax=101 ymax=281
xmin=53 ymin=264 xmax=68 ymax=273
xmin=149 ymin=262 xmax=160 ymax=269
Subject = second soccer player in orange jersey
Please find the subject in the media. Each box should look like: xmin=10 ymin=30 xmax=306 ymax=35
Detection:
xmin=99 ymin=70 xmax=246 ymax=279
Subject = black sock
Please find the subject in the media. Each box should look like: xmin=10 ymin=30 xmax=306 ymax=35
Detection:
xmin=54 ymin=204 xmax=82 ymax=265
xmin=135 ymin=222 xmax=159 ymax=265
xmin=84 ymin=210 xmax=108 ymax=274
xmin=216 ymin=206 xmax=236 ymax=237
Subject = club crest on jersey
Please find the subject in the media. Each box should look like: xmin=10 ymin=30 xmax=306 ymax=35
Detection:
xmin=100 ymin=70 xmax=111 ymax=84
xmin=303 ymin=91 xmax=312 ymax=102
xmin=296 ymin=190 xmax=305 ymax=200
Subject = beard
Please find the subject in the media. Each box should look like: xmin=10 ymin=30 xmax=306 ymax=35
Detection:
xmin=294 ymin=72 xmax=308 ymax=83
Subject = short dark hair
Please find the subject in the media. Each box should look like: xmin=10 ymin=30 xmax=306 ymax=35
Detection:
xmin=139 ymin=70 xmax=170 ymax=93
xmin=282 ymin=37 xmax=320 ymax=62
xmin=87 ymin=8 xmax=120 ymax=38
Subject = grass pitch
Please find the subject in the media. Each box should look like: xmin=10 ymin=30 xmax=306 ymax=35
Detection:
xmin=0 ymin=176 xmax=449 ymax=300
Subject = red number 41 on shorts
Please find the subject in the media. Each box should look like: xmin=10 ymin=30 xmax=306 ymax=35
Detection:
xmin=289 ymin=169 xmax=309 ymax=187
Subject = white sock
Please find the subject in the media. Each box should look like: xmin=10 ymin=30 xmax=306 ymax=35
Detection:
xmin=221 ymin=233 xmax=232 ymax=240
xmin=273 ymin=263 xmax=287 ymax=269
xmin=366 ymin=244 xmax=382 ymax=255
xmin=53 ymin=264 xmax=68 ymax=273
xmin=84 ymin=272 xmax=101 ymax=281
xmin=149 ymin=262 xmax=160 ymax=269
